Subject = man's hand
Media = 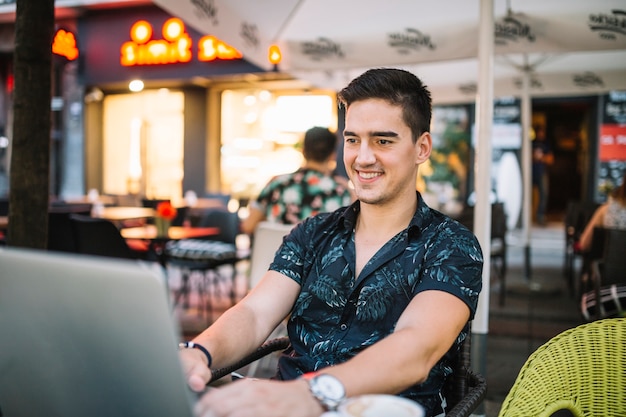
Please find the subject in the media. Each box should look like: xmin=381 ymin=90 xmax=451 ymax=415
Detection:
xmin=194 ymin=378 xmax=325 ymax=417
xmin=179 ymin=348 xmax=213 ymax=392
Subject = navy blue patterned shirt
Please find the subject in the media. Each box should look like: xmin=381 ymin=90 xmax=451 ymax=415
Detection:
xmin=269 ymin=193 xmax=483 ymax=415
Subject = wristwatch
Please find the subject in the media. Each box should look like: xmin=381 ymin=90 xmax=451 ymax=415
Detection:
xmin=302 ymin=372 xmax=346 ymax=411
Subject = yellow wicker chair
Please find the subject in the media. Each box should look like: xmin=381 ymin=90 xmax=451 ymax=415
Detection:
xmin=498 ymin=318 xmax=626 ymax=417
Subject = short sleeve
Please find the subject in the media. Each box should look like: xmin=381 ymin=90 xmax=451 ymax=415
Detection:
xmin=417 ymin=222 xmax=483 ymax=318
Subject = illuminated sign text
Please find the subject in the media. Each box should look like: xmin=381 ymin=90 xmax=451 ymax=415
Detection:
xmin=53 ymin=29 xmax=79 ymax=61
xmin=121 ymin=18 xmax=241 ymax=66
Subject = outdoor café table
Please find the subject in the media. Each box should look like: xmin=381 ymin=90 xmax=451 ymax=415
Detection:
xmin=94 ymin=206 xmax=156 ymax=222
xmin=121 ymin=225 xmax=220 ymax=266
xmin=121 ymin=225 xmax=218 ymax=241
xmin=63 ymin=195 xmax=117 ymax=206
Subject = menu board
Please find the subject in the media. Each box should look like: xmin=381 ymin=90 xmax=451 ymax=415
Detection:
xmin=598 ymin=91 xmax=626 ymax=197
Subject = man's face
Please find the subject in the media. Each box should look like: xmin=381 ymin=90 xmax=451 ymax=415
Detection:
xmin=343 ymin=98 xmax=431 ymax=206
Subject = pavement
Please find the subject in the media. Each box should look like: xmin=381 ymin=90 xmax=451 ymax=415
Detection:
xmin=171 ymin=220 xmax=584 ymax=417
xmin=483 ymin=222 xmax=584 ymax=416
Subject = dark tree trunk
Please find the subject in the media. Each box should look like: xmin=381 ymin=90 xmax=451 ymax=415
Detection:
xmin=7 ymin=0 xmax=55 ymax=249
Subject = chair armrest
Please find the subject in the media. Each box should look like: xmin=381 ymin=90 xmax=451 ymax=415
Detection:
xmin=446 ymin=368 xmax=487 ymax=417
xmin=210 ymin=337 xmax=487 ymax=417
xmin=210 ymin=337 xmax=290 ymax=382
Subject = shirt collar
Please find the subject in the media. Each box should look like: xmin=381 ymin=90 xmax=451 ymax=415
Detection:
xmin=339 ymin=192 xmax=434 ymax=237
xmin=409 ymin=192 xmax=435 ymax=236
xmin=340 ymin=200 xmax=360 ymax=231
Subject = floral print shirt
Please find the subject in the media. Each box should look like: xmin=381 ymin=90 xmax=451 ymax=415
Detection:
xmin=254 ymin=168 xmax=353 ymax=225
xmin=269 ymin=193 xmax=483 ymax=415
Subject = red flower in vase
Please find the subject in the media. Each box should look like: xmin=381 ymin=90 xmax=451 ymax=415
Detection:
xmin=156 ymin=201 xmax=177 ymax=220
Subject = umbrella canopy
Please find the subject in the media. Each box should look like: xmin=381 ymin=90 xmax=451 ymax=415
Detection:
xmin=153 ymin=0 xmax=626 ymax=101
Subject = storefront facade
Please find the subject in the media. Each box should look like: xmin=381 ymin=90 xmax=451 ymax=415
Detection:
xmin=76 ymin=4 xmax=338 ymax=206
xmin=79 ymin=5 xmax=254 ymax=204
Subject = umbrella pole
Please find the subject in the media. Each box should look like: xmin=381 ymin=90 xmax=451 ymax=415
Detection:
xmin=472 ymin=2 xmax=494 ymax=416
xmin=521 ymin=59 xmax=532 ymax=280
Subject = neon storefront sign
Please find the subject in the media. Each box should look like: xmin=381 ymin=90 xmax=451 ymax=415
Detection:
xmin=120 ymin=18 xmax=241 ymax=66
xmin=52 ymin=29 xmax=79 ymax=61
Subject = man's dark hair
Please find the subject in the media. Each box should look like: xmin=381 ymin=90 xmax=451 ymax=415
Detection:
xmin=303 ymin=126 xmax=338 ymax=163
xmin=337 ymin=68 xmax=432 ymax=142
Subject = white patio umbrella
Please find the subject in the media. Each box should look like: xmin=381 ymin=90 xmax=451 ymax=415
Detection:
xmin=153 ymin=0 xmax=626 ymax=385
xmin=153 ymin=0 xmax=626 ymax=97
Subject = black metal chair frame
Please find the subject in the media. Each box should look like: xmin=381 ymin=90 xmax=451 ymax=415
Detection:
xmin=490 ymin=203 xmax=508 ymax=306
xmin=458 ymin=202 xmax=508 ymax=306
xmin=209 ymin=326 xmax=487 ymax=417
xmin=69 ymin=214 xmax=148 ymax=260
xmin=167 ymin=209 xmax=245 ymax=319
xmin=47 ymin=204 xmax=93 ymax=253
xmin=587 ymin=227 xmax=626 ymax=320
xmin=563 ymin=200 xmax=600 ymax=298
xmin=168 ymin=248 xmax=239 ymax=317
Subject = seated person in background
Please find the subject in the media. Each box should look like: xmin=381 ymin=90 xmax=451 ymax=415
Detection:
xmin=578 ymin=171 xmax=626 ymax=252
xmin=178 ymin=68 xmax=483 ymax=417
xmin=240 ymin=126 xmax=354 ymax=235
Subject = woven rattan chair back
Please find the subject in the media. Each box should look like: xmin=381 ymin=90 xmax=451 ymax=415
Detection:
xmin=498 ymin=317 xmax=626 ymax=417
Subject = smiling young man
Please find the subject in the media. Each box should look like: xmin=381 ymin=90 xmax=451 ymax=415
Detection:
xmin=181 ymin=68 xmax=483 ymax=417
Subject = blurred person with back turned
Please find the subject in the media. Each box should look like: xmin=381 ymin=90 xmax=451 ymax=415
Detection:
xmin=241 ymin=126 xmax=354 ymax=235
xmin=578 ymin=171 xmax=626 ymax=252
xmin=178 ymin=68 xmax=483 ymax=417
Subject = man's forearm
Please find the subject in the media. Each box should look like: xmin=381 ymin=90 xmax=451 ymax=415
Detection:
xmin=192 ymin=302 xmax=269 ymax=370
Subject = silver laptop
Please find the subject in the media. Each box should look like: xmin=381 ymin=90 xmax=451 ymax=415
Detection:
xmin=0 ymin=247 xmax=196 ymax=417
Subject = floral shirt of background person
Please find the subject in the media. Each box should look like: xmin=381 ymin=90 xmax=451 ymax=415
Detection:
xmin=255 ymin=168 xmax=353 ymax=225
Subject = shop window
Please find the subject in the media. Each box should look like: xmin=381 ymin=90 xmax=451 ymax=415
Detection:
xmin=220 ymin=89 xmax=336 ymax=200
xmin=102 ymin=89 xmax=184 ymax=204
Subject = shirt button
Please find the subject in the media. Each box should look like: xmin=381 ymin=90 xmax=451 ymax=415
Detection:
xmin=340 ymin=324 xmax=347 ymax=331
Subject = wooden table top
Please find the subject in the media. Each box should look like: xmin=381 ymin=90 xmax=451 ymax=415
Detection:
xmin=120 ymin=225 xmax=219 ymax=241
xmin=62 ymin=195 xmax=117 ymax=206
xmin=94 ymin=206 xmax=156 ymax=221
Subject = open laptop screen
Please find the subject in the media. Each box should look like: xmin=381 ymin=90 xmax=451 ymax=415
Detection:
xmin=0 ymin=248 xmax=195 ymax=417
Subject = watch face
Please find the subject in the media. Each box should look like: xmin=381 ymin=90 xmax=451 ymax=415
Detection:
xmin=311 ymin=374 xmax=346 ymax=407
xmin=315 ymin=374 xmax=345 ymax=400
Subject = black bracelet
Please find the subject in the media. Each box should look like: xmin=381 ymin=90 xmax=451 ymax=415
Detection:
xmin=179 ymin=341 xmax=212 ymax=368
